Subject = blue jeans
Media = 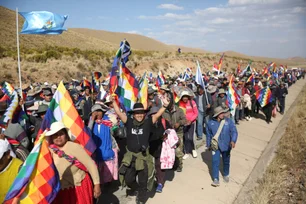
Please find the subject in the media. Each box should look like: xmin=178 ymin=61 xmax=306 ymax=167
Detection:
xmin=196 ymin=111 xmax=209 ymax=139
xmin=212 ymin=149 xmax=231 ymax=180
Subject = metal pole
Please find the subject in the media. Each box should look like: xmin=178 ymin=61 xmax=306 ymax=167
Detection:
xmin=16 ymin=8 xmax=23 ymax=99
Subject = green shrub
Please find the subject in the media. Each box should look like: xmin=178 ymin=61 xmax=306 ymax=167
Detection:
xmin=46 ymin=50 xmax=62 ymax=60
xmin=28 ymin=54 xmax=47 ymax=63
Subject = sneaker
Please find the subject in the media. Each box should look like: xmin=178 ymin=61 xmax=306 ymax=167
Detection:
xmin=248 ymin=117 xmax=252 ymax=121
xmin=192 ymin=150 xmax=197 ymax=158
xmin=235 ymin=121 xmax=239 ymax=125
xmin=211 ymin=179 xmax=220 ymax=187
xmin=183 ymin=154 xmax=189 ymax=160
xmin=156 ymin=183 xmax=163 ymax=193
xmin=223 ymin=176 xmax=230 ymax=183
xmin=246 ymin=116 xmax=250 ymax=121
xmin=197 ymin=137 xmax=202 ymax=141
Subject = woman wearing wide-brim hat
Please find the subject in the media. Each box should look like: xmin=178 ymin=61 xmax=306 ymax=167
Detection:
xmin=206 ymin=106 xmax=238 ymax=187
xmin=178 ymin=91 xmax=198 ymax=159
xmin=46 ymin=121 xmax=101 ymax=204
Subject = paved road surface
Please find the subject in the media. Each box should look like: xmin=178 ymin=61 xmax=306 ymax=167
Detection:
xmin=99 ymin=79 xmax=306 ymax=204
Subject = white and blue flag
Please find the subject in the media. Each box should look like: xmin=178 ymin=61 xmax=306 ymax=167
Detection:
xmin=19 ymin=11 xmax=68 ymax=34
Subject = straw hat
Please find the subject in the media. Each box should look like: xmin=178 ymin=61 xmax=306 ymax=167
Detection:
xmin=45 ymin=122 xmax=73 ymax=140
xmin=213 ymin=106 xmax=229 ymax=118
xmin=207 ymin=85 xmax=217 ymax=93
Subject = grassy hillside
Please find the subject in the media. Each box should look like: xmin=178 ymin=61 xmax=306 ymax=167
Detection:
xmin=0 ymin=6 xmax=305 ymax=87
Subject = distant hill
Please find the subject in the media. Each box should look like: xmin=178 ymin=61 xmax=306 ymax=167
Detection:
xmin=0 ymin=6 xmax=207 ymax=53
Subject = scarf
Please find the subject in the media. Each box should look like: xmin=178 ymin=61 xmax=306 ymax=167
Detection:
xmin=49 ymin=144 xmax=87 ymax=171
xmin=133 ymin=118 xmax=145 ymax=127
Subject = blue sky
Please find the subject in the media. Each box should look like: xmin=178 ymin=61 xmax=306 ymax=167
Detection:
xmin=2 ymin=0 xmax=306 ymax=58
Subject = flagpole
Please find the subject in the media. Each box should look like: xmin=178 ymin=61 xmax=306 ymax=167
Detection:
xmin=16 ymin=8 xmax=23 ymax=99
xmin=197 ymin=61 xmax=209 ymax=105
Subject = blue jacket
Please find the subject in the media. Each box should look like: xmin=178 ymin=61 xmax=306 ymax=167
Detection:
xmin=206 ymin=118 xmax=238 ymax=152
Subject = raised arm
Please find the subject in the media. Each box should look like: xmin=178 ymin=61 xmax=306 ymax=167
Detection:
xmin=152 ymin=96 xmax=170 ymax=124
xmin=111 ymin=96 xmax=127 ymax=123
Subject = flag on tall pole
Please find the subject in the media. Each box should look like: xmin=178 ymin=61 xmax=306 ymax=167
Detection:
xmin=110 ymin=40 xmax=132 ymax=95
xmin=16 ymin=9 xmax=68 ymax=98
xmin=19 ymin=11 xmax=68 ymax=34
xmin=4 ymin=133 xmax=60 ymax=204
xmin=195 ymin=61 xmax=209 ymax=104
xmin=115 ymin=40 xmax=131 ymax=63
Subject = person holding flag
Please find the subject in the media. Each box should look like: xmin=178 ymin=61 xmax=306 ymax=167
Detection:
xmin=45 ymin=122 xmax=101 ymax=204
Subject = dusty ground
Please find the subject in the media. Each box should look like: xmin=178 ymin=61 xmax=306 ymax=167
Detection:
xmin=250 ymin=84 xmax=306 ymax=204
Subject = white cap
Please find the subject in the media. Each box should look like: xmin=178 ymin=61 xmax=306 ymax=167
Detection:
xmin=0 ymin=139 xmax=10 ymax=159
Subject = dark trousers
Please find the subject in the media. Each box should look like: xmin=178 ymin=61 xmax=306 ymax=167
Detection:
xmin=262 ymin=103 xmax=273 ymax=122
xmin=155 ymin=158 xmax=165 ymax=185
xmin=124 ymin=161 xmax=148 ymax=202
xmin=183 ymin=123 xmax=195 ymax=154
xmin=244 ymin=108 xmax=251 ymax=118
xmin=279 ymin=98 xmax=285 ymax=113
xmin=235 ymin=108 xmax=244 ymax=122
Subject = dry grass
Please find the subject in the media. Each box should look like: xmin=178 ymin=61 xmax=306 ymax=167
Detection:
xmin=1 ymin=5 xmax=306 ymax=86
xmin=251 ymin=85 xmax=306 ymax=204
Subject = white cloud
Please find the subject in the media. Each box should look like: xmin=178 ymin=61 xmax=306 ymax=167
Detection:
xmin=126 ymin=30 xmax=142 ymax=35
xmin=195 ymin=6 xmax=247 ymax=16
xmin=209 ymin=18 xmax=235 ymax=24
xmin=228 ymin=0 xmax=281 ymax=5
xmin=138 ymin=13 xmax=192 ymax=20
xmin=181 ymin=27 xmax=216 ymax=34
xmin=157 ymin=4 xmax=184 ymax=10
xmin=175 ymin=20 xmax=197 ymax=26
xmin=138 ymin=0 xmax=305 ymax=58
